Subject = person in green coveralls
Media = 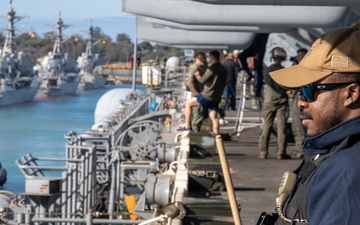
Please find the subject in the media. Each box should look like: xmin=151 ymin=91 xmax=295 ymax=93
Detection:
xmin=186 ymin=51 xmax=208 ymax=132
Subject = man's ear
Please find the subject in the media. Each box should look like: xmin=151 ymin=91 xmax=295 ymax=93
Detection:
xmin=344 ymin=83 xmax=360 ymax=107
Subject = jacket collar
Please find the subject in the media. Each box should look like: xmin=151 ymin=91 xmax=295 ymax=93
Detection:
xmin=303 ymin=116 xmax=360 ymax=155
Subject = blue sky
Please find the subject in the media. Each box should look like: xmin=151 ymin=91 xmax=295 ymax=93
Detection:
xmin=0 ymin=0 xmax=136 ymax=41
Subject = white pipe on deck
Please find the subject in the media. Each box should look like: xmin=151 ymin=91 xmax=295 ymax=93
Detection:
xmin=137 ymin=16 xmax=255 ymax=47
xmin=192 ymin=0 xmax=360 ymax=7
xmin=123 ymin=0 xmax=348 ymax=26
xmin=144 ymin=17 xmax=292 ymax=33
xmin=160 ymin=44 xmax=233 ymax=49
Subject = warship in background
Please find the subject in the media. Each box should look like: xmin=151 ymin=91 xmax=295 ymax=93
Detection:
xmin=0 ymin=0 xmax=39 ymax=107
xmin=37 ymin=12 xmax=80 ymax=97
xmin=77 ymin=20 xmax=107 ymax=90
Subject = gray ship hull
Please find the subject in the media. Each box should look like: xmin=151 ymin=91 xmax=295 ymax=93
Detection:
xmin=38 ymin=81 xmax=80 ymax=97
xmin=38 ymin=75 xmax=80 ymax=97
xmin=79 ymin=76 xmax=107 ymax=90
xmin=0 ymin=80 xmax=39 ymax=107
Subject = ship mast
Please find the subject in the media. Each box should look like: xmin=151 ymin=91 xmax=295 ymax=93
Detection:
xmin=1 ymin=0 xmax=25 ymax=57
xmin=52 ymin=11 xmax=70 ymax=58
xmin=85 ymin=19 xmax=94 ymax=58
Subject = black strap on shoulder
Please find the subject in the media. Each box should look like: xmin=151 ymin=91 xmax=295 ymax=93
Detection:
xmin=297 ymin=162 xmax=316 ymax=184
xmin=282 ymin=133 xmax=360 ymax=223
xmin=296 ymin=133 xmax=360 ymax=184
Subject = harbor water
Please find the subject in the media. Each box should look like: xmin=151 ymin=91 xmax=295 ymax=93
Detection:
xmin=0 ymin=84 xmax=145 ymax=194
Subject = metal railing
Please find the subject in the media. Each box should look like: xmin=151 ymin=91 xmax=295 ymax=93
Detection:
xmin=13 ymin=95 xmax=153 ymax=224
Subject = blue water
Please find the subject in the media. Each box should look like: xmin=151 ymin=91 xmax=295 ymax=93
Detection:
xmin=0 ymin=84 xmax=145 ymax=194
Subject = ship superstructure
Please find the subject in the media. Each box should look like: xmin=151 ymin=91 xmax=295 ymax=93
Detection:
xmin=37 ymin=11 xmax=80 ymax=97
xmin=78 ymin=20 xmax=107 ymax=90
xmin=0 ymin=0 xmax=39 ymax=106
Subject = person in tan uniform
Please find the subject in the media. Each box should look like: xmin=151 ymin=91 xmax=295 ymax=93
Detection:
xmin=258 ymin=47 xmax=291 ymax=160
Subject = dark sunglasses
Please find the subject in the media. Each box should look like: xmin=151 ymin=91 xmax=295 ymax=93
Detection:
xmin=299 ymin=82 xmax=359 ymax=102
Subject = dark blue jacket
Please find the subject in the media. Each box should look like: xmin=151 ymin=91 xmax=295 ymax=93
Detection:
xmin=223 ymin=59 xmax=240 ymax=83
xmin=303 ymin=116 xmax=360 ymax=225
